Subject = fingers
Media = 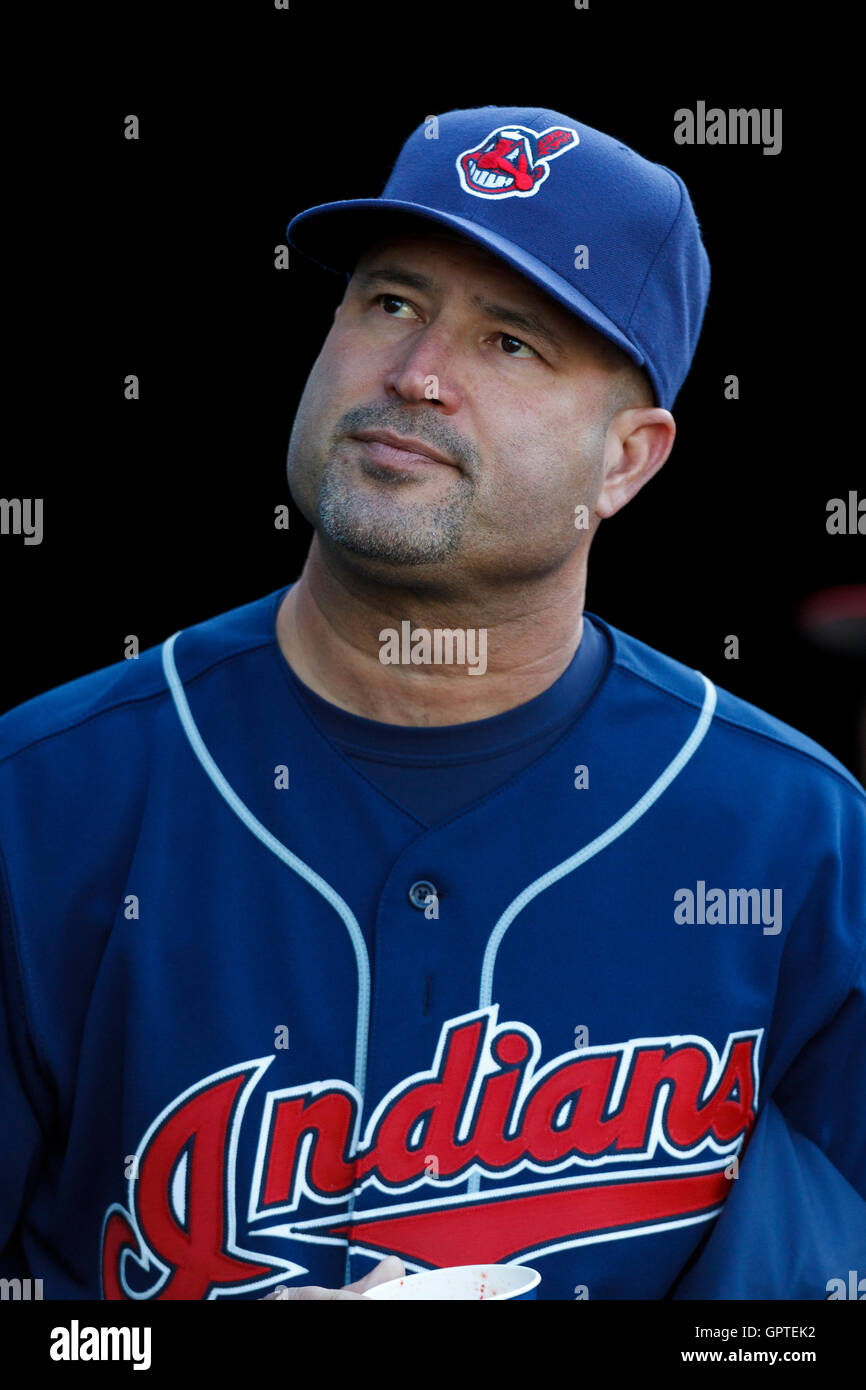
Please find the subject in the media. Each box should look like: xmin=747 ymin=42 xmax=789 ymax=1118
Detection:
xmin=258 ymin=1254 xmax=406 ymax=1300
xmin=343 ymin=1255 xmax=406 ymax=1294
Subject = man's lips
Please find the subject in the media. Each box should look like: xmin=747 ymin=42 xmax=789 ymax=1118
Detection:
xmin=351 ymin=430 xmax=457 ymax=472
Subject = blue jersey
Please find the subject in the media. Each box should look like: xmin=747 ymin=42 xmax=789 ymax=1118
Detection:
xmin=1 ymin=585 xmax=864 ymax=1300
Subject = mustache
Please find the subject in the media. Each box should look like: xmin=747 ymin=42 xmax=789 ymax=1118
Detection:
xmin=334 ymin=406 xmax=479 ymax=479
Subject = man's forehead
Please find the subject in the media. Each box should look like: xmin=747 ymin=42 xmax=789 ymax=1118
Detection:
xmin=352 ymin=227 xmax=593 ymax=350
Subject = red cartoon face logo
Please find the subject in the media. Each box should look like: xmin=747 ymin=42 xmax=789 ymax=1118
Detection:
xmin=456 ymin=124 xmax=579 ymax=199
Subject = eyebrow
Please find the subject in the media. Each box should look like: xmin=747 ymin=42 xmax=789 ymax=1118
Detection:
xmin=354 ymin=265 xmax=567 ymax=354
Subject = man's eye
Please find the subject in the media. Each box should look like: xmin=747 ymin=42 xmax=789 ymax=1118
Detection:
xmin=378 ymin=294 xmax=416 ymax=317
xmin=374 ymin=298 xmax=538 ymax=359
xmin=498 ymin=334 xmax=537 ymax=359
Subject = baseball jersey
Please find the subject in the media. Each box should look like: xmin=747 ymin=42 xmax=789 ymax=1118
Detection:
xmin=1 ymin=583 xmax=864 ymax=1300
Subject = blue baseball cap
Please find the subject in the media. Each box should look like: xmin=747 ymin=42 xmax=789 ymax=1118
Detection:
xmin=287 ymin=105 xmax=710 ymax=410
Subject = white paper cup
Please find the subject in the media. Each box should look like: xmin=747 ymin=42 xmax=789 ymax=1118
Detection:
xmin=363 ymin=1263 xmax=540 ymax=1301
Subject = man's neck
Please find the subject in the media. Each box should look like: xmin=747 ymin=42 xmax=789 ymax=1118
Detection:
xmin=275 ymin=540 xmax=588 ymax=726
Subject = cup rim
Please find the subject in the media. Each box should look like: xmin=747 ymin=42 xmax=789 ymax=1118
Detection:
xmin=363 ymin=1262 xmax=541 ymax=1301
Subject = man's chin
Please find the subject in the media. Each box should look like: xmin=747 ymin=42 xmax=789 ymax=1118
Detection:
xmin=317 ymin=515 xmax=458 ymax=568
xmin=316 ymin=481 xmax=470 ymax=567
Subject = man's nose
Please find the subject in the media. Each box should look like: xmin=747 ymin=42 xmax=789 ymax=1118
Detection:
xmin=382 ymin=327 xmax=460 ymax=408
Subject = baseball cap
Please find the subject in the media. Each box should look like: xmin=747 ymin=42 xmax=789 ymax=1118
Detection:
xmin=286 ymin=105 xmax=710 ymax=410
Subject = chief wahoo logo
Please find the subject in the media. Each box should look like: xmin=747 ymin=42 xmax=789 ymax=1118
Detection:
xmin=456 ymin=123 xmax=579 ymax=199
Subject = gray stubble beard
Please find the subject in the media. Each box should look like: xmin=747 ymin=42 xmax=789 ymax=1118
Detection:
xmin=316 ymin=456 xmax=477 ymax=566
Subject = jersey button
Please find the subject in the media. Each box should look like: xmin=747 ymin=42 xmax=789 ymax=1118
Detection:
xmin=408 ymin=879 xmax=438 ymax=911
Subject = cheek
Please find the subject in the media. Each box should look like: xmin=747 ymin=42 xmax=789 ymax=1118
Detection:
xmin=301 ymin=325 xmax=380 ymax=421
xmin=481 ymin=395 xmax=597 ymax=503
xmin=322 ymin=322 xmax=387 ymax=386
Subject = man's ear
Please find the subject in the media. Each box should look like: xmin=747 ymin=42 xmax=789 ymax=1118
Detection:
xmin=596 ymin=408 xmax=676 ymax=520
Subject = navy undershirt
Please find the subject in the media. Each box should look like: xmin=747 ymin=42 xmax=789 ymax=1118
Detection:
xmin=286 ymin=613 xmax=611 ymax=827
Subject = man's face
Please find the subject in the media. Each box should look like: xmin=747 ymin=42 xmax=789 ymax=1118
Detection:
xmin=286 ymin=230 xmax=619 ymax=587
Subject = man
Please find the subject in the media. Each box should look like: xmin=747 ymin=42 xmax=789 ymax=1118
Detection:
xmin=1 ymin=107 xmax=864 ymax=1302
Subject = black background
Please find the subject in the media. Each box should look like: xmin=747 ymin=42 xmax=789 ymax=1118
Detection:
xmin=4 ymin=1 xmax=863 ymax=782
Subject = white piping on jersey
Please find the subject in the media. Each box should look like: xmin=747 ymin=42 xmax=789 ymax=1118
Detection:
xmin=162 ymin=629 xmax=716 ymax=1213
xmin=479 ymin=671 xmax=718 ymax=1009
xmin=160 ymin=631 xmax=372 ymax=1100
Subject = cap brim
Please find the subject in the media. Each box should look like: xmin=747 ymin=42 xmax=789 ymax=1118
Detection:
xmin=287 ymin=199 xmax=647 ymax=375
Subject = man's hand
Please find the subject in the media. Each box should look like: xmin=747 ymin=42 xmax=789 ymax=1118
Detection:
xmin=260 ymin=1256 xmax=406 ymax=1301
